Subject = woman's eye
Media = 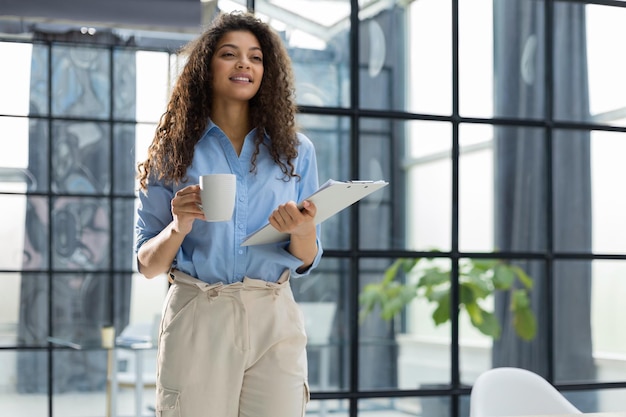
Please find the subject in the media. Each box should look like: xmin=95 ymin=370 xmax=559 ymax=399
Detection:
xmin=252 ymin=56 xmax=263 ymax=62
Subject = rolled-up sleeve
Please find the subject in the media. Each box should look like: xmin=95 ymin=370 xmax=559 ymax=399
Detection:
xmin=135 ymin=182 xmax=175 ymax=254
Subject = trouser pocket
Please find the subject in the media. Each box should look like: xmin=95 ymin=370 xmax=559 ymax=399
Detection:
xmin=302 ymin=380 xmax=311 ymax=415
xmin=155 ymin=385 xmax=181 ymax=417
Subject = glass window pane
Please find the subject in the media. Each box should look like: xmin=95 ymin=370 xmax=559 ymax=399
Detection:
xmin=0 ymin=195 xmax=49 ymax=271
xmin=552 ymin=2 xmax=591 ymax=124
xmin=132 ymin=50 xmax=171 ymax=123
xmin=217 ymin=0 xmax=248 ymax=13
xmin=576 ymin=388 xmax=626 ymax=414
xmin=306 ymin=399 xmax=348 ymax=416
xmin=0 ymin=273 xmax=22 ymax=347
xmin=552 ymin=129 xmax=591 ymax=253
xmin=0 ymin=42 xmax=49 ymax=117
xmin=129 ymin=272 xmax=167 ymax=326
xmin=0 ymin=116 xmax=49 ymax=193
xmin=0 ymin=115 xmax=26 ymax=189
xmin=52 ymin=121 xmax=110 ymax=194
xmin=403 ymin=120 xmax=452 ymax=252
xmin=358 ymin=396 xmax=459 ymax=417
xmin=359 ymin=258 xmax=450 ymax=391
xmin=292 ymin=257 xmax=349 ymax=392
xmin=13 ymin=273 xmax=49 ymax=348
xmin=294 ymin=57 xmax=348 ymax=108
xmin=358 ymin=117 xmax=393 ymax=250
xmin=492 ymin=1 xmax=545 ymax=120
xmin=568 ymin=4 xmax=626 ymax=127
xmin=359 ymin=397 xmax=416 ymax=416
xmin=112 ymin=49 xmax=136 ymax=122
xmin=113 ymin=123 xmax=139 ymax=195
xmin=113 ymin=198 xmax=136 ymax=271
xmin=488 ymin=259 xmax=547 ymax=377
xmin=256 ymin=0 xmax=351 ymax=108
xmin=493 ymin=125 xmax=547 ymax=253
xmin=52 ymin=349 xmax=108 ymax=415
xmin=459 ymin=123 xmax=494 ymax=252
xmin=460 ymin=258 xmax=543 ymax=387
xmin=591 ymin=130 xmax=626 ymax=247
xmin=404 ymin=0 xmax=452 ymax=115
xmin=51 ymin=45 xmax=111 ymax=119
xmin=459 ymin=0 xmax=493 ymax=118
xmin=298 ymin=114 xmax=351 ymax=249
xmin=0 ymin=350 xmax=49 ymax=415
xmin=359 ymin=1 xmax=412 ymax=112
xmin=555 ymin=260 xmax=626 ymax=385
xmin=51 ymin=198 xmax=110 ymax=270
xmin=19 ymin=196 xmax=50 ymax=270
xmin=556 ymin=129 xmax=626 ymax=254
xmin=0 ymin=42 xmax=32 ymax=116
xmin=51 ymin=273 xmax=113 ymax=341
xmin=131 ymin=123 xmax=157 ymax=194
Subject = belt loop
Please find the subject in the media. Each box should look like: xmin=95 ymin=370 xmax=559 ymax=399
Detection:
xmin=277 ymin=269 xmax=290 ymax=284
xmin=168 ymin=267 xmax=176 ymax=284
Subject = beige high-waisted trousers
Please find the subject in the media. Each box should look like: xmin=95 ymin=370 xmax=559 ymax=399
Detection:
xmin=155 ymin=268 xmax=310 ymax=417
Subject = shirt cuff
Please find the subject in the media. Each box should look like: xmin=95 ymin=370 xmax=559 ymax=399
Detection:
xmin=281 ymin=237 xmax=323 ymax=279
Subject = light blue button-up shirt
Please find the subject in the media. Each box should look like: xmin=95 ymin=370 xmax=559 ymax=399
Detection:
xmin=135 ymin=121 xmax=323 ymax=284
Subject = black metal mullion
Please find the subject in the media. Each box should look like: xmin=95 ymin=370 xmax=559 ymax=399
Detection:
xmin=348 ymin=0 xmax=360 ymax=416
xmin=108 ymin=47 xmax=116 ymax=330
xmin=46 ymin=41 xmax=54 ymax=417
xmin=450 ymin=1 xmax=461 ymax=416
xmin=544 ymin=0 xmax=556 ymax=384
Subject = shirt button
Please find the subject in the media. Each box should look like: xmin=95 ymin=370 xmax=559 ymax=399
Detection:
xmin=238 ymin=223 xmax=244 ymax=229
xmin=238 ymin=250 xmax=243 ymax=255
xmin=239 ymin=196 xmax=245 ymax=202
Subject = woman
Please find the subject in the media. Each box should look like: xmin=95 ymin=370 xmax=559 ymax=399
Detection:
xmin=135 ymin=11 xmax=322 ymax=417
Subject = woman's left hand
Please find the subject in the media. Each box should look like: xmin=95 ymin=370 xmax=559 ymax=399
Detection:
xmin=268 ymin=200 xmax=317 ymax=238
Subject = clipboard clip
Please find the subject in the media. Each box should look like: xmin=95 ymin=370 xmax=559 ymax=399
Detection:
xmin=347 ymin=180 xmax=375 ymax=188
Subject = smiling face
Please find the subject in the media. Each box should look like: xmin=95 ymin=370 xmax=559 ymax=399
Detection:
xmin=210 ymin=30 xmax=264 ymax=105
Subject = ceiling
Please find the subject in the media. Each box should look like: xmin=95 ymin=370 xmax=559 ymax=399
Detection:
xmin=0 ymin=0 xmax=206 ymax=33
xmin=0 ymin=0 xmax=405 ymax=48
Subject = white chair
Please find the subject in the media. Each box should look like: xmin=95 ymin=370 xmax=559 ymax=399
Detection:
xmin=469 ymin=367 xmax=582 ymax=417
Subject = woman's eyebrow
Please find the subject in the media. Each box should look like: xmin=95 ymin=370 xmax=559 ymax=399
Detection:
xmin=217 ymin=44 xmax=262 ymax=53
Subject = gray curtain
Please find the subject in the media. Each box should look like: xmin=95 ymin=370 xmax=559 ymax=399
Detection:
xmin=17 ymin=32 xmax=134 ymax=393
xmin=493 ymin=0 xmax=595 ymax=410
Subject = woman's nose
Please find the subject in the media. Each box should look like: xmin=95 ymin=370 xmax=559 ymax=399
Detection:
xmin=236 ymin=59 xmax=250 ymax=69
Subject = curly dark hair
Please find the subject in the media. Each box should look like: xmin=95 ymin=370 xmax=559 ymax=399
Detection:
xmin=137 ymin=11 xmax=300 ymax=190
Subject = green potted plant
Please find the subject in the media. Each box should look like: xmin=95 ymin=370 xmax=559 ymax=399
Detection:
xmin=359 ymin=256 xmax=537 ymax=340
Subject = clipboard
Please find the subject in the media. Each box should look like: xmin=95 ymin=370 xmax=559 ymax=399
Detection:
xmin=241 ymin=179 xmax=389 ymax=246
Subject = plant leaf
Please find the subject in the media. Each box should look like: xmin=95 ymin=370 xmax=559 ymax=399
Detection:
xmin=511 ymin=265 xmax=533 ymax=289
xmin=513 ymin=306 xmax=537 ymax=341
xmin=493 ymin=263 xmax=515 ymax=290
xmin=418 ymin=268 xmax=449 ymax=287
xmin=464 ymin=301 xmax=484 ymax=325
xmin=511 ymin=289 xmax=536 ymax=340
xmin=382 ymin=259 xmax=403 ymax=284
xmin=472 ymin=309 xmax=501 ymax=339
xmin=400 ymin=258 xmax=420 ymax=274
xmin=470 ymin=259 xmax=498 ymax=272
xmin=431 ymin=291 xmax=450 ymax=325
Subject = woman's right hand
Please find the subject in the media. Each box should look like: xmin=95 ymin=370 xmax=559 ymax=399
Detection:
xmin=170 ymin=184 xmax=205 ymax=235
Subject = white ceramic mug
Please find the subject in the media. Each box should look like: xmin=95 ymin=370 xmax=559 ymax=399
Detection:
xmin=199 ymin=173 xmax=236 ymax=222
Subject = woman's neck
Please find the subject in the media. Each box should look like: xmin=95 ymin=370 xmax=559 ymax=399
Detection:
xmin=211 ymin=103 xmax=251 ymax=155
